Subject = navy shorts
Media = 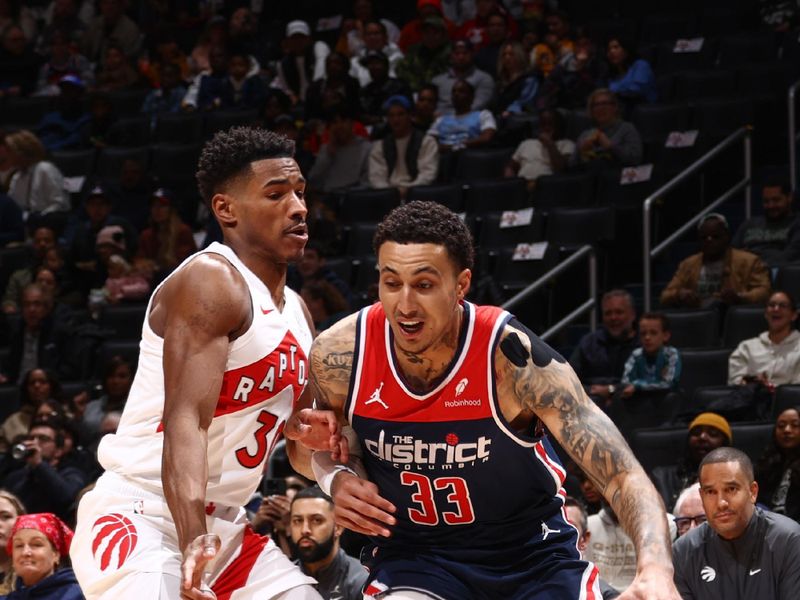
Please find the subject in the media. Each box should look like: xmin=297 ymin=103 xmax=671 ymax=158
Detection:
xmin=362 ymin=510 xmax=601 ymax=599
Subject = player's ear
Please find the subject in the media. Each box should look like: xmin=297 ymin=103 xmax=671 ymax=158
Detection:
xmin=212 ymin=193 xmax=236 ymax=227
xmin=456 ymin=268 xmax=472 ymax=300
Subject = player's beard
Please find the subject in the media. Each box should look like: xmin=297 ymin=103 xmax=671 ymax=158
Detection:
xmin=290 ymin=532 xmax=336 ymax=564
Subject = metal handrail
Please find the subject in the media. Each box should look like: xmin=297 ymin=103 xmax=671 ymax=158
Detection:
xmin=789 ymin=79 xmax=800 ymax=193
xmin=643 ymin=127 xmax=752 ymax=312
xmin=502 ymin=244 xmax=597 ymax=342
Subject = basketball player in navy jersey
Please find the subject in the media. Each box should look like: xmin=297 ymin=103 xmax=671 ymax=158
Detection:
xmin=70 ymin=128 xmax=345 ymax=600
xmin=289 ymin=201 xmax=680 ymax=599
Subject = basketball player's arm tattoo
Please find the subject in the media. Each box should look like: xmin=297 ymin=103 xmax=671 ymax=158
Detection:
xmin=495 ymin=324 xmax=673 ymax=569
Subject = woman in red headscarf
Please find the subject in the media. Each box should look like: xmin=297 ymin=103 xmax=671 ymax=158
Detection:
xmin=1 ymin=513 xmax=84 ymax=599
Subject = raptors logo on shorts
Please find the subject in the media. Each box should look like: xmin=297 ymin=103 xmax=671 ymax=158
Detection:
xmin=91 ymin=514 xmax=138 ymax=571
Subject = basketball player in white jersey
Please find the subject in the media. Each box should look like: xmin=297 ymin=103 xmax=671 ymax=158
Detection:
xmin=70 ymin=127 xmax=344 ymax=600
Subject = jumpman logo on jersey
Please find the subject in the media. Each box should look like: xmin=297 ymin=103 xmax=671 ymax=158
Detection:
xmin=541 ymin=521 xmax=561 ymax=541
xmin=365 ymin=382 xmax=388 ymax=409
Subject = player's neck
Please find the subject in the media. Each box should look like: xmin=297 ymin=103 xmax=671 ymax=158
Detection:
xmin=229 ymin=243 xmax=288 ymax=309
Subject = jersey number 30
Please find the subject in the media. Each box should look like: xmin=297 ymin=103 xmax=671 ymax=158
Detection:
xmin=400 ymin=472 xmax=475 ymax=526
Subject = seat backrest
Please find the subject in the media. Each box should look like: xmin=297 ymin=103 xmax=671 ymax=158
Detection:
xmin=632 ymin=426 xmax=688 ymax=473
xmin=534 ymin=171 xmax=596 ymax=211
xmin=662 ymin=309 xmax=720 ymax=348
xmin=775 ymin=264 xmax=800 ymax=303
xmin=340 ymin=188 xmax=400 ymax=223
xmin=477 ymin=211 xmax=544 ymax=251
xmin=463 ymin=178 xmax=529 ymax=213
xmin=406 ymin=183 xmax=464 ymax=212
xmin=679 ymin=348 xmax=732 ymax=398
xmin=95 ymin=146 xmax=150 ymax=179
xmin=731 ymin=421 xmax=774 ymax=463
xmin=453 ymin=148 xmax=514 ymax=181
xmin=546 ymin=206 xmax=615 ymax=246
xmin=631 ymin=103 xmax=692 ymax=142
xmin=722 ymin=305 xmax=766 ymax=348
xmin=773 ymin=385 xmax=800 ymax=418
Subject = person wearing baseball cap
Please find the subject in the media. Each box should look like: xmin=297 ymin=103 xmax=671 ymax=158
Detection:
xmin=397 ymin=0 xmax=456 ymax=52
xmin=651 ymin=412 xmax=733 ymax=511
xmin=275 ymin=19 xmax=331 ymax=104
xmin=359 ymin=51 xmax=413 ymax=125
xmin=136 ymin=188 xmax=197 ymax=274
xmin=367 ymin=92 xmax=438 ymax=196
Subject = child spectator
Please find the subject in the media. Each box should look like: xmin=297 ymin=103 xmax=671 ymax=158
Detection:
xmin=621 ymin=312 xmax=682 ymax=397
xmin=102 ymin=255 xmax=150 ymax=305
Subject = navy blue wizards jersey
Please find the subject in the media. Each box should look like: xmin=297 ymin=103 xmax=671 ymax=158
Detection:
xmin=346 ymin=301 xmax=578 ymax=565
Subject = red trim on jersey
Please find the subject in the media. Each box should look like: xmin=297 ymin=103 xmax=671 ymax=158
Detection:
xmin=211 ymin=527 xmax=268 ymax=600
xmin=585 ymin=564 xmax=600 ymax=600
xmin=534 ymin=442 xmax=567 ymax=486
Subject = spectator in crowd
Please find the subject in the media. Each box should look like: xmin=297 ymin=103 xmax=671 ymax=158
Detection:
xmin=79 ymin=355 xmax=133 ymax=442
xmin=260 ymin=88 xmax=293 ymax=131
xmin=620 ymin=312 xmax=682 ymax=397
xmin=432 ymin=39 xmax=494 ymax=114
xmin=188 ymin=15 xmax=227 ymax=75
xmin=308 ymin=106 xmax=371 ymax=194
xmin=760 ymin=0 xmax=798 ymax=31
xmin=33 ymin=265 xmax=77 ymax=323
xmin=0 ymin=285 xmax=72 ymax=386
xmin=412 ymin=83 xmax=438 ymax=132
xmin=0 ymin=1 xmax=38 ymax=42
xmin=85 ymin=224 xmax=131 ymax=296
xmin=530 ymin=11 xmax=574 ymax=78
xmin=660 ymin=213 xmax=771 ymax=309
xmin=337 ymin=0 xmax=400 ymax=57
xmin=358 ymin=51 xmax=412 ymax=127
xmin=182 ymin=44 xmax=229 ymax=111
xmin=5 ymin=130 xmax=69 ymax=221
xmin=250 ymin=474 xmax=311 ymax=557
xmin=0 ymin=25 xmax=41 ymax=98
xmin=92 ymin=43 xmax=140 ymax=93
xmin=756 ymin=405 xmax=800 ymax=521
xmin=673 ymin=483 xmax=705 ymax=538
xmin=288 ymin=241 xmax=354 ymax=308
xmin=82 ymin=0 xmax=141 ymax=62
xmin=101 ymin=254 xmax=151 ymax=305
xmin=0 ymin=193 xmax=24 ymax=247
xmin=651 ymin=412 xmax=732 ymax=511
xmin=732 ymin=176 xmax=800 ymax=267
xmin=37 ymin=0 xmax=88 ymax=52
xmin=673 ymin=447 xmax=800 ymax=599
xmin=0 ymin=490 xmax=25 ymax=595
xmin=2 ymin=225 xmax=57 ymax=314
xmin=538 ymin=33 xmax=608 ymax=111
xmin=474 ymin=11 xmax=511 ymax=78
xmin=227 ymin=7 xmax=267 ymax=69
xmin=135 ymin=188 xmax=196 ymax=276
xmin=0 ymin=369 xmax=62 ymax=449
xmin=395 ymin=15 xmax=452 ymax=93
xmin=427 ymin=79 xmax=497 ymax=152
xmin=578 ymin=471 xmax=603 ymax=515
xmin=288 ymin=486 xmax=368 ymax=600
xmin=305 ymin=52 xmax=362 ymax=121
xmin=197 ymin=45 xmax=265 ymax=112
xmin=586 ymin=500 xmax=676 ymax=592
xmin=139 ymin=30 xmax=190 ymax=89
xmin=572 ymin=88 xmax=643 ymax=169
xmin=2 ymin=512 xmax=84 ymax=599
xmin=82 ymin=93 xmax=118 ymax=149
xmin=606 ymin=37 xmax=657 ymax=116
xmin=349 ymin=20 xmax=403 ymax=86
xmin=368 ymin=95 xmax=439 ymax=196
xmin=140 ymin=62 xmax=186 ymax=128
xmin=564 ymin=496 xmax=620 ymax=600
xmin=35 ymin=28 xmax=94 ymax=96
xmin=66 ymin=185 xmax=137 ymax=291
xmin=102 ymin=158 xmax=151 ymax=232
xmin=570 ymin=289 xmax=639 ymax=408
xmin=2 ymin=418 xmax=88 ymax=522
xmin=505 ymin=108 xmax=573 ymax=190
xmin=728 ymin=290 xmax=800 ymax=387
xmin=273 ymin=20 xmax=330 ymax=106
xmin=459 ymin=0 xmax=518 ymax=49
xmin=397 ymin=0 xmax=456 ymax=52
xmin=300 ymin=281 xmax=351 ymax=332
xmin=491 ymin=40 xmax=538 ymax=117
xmin=0 ymin=131 xmax=15 ymax=191
xmin=36 ymin=75 xmax=91 ymax=152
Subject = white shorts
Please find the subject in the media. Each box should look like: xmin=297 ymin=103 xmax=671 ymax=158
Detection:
xmin=71 ymin=472 xmax=318 ymax=600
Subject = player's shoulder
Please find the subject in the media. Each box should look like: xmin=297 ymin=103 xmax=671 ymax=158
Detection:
xmin=311 ymin=311 xmax=359 ymax=360
xmin=495 ymin=318 xmax=567 ymax=371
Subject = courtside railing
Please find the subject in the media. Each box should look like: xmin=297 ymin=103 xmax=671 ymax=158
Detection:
xmin=642 ymin=127 xmax=752 ymax=312
xmin=789 ymin=79 xmax=800 ymax=192
xmin=502 ymin=244 xmax=597 ymax=342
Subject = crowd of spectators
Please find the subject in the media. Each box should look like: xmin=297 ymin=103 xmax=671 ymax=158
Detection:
xmin=1 ymin=0 xmax=800 ymax=597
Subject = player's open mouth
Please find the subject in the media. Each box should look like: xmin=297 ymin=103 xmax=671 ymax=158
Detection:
xmin=398 ymin=320 xmax=423 ymax=335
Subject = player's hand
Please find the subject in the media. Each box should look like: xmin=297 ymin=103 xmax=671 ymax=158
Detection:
xmin=180 ymin=533 xmax=220 ymax=599
xmin=285 ymin=408 xmax=349 ymax=462
xmin=618 ymin=565 xmax=681 ymax=600
xmin=331 ymin=472 xmax=396 ymax=538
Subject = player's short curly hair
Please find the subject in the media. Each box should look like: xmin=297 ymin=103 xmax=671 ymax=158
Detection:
xmin=196 ymin=126 xmax=295 ymax=205
xmin=373 ymin=201 xmax=474 ymax=271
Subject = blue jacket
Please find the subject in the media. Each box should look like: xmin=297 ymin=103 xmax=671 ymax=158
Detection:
xmin=621 ymin=346 xmax=682 ymax=391
xmin=1 ymin=567 xmax=85 ymax=599
xmin=609 ymin=59 xmax=657 ymax=103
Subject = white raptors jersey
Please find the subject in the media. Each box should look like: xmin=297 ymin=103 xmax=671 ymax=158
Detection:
xmin=97 ymin=242 xmax=312 ymax=508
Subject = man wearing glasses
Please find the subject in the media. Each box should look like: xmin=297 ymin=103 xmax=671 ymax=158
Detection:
xmin=673 ymin=483 xmax=705 ymax=538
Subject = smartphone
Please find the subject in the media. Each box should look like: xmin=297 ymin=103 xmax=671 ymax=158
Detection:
xmin=262 ymin=477 xmax=287 ymax=497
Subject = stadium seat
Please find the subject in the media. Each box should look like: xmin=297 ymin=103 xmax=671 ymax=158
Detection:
xmin=678 ymin=348 xmax=732 ymax=400
xmin=661 ymin=309 xmax=720 ymax=348
xmin=105 ymin=116 xmax=152 ymax=147
xmin=344 ymin=222 xmax=378 ymax=256
xmin=95 ymin=340 xmax=140 ymax=377
xmin=490 ymin=244 xmax=558 ymax=297
xmin=583 ymin=17 xmax=636 ymax=47
xmin=453 ymin=147 xmax=514 ymax=182
xmin=150 ymin=143 xmax=202 ymax=185
xmin=0 ymin=385 xmax=20 ymax=424
xmin=0 ymin=246 xmax=33 ymax=291
xmin=476 ymin=211 xmax=544 ymax=251
xmin=546 ymin=205 xmax=615 ymax=248
xmin=50 ymin=149 xmax=96 ymax=178
xmin=407 ymin=183 xmax=464 ymax=212
xmin=321 ymin=258 xmax=354 ymax=289
xmin=731 ymin=421 xmax=774 ymax=463
xmin=673 ymin=69 xmax=737 ymax=102
xmin=564 ymin=110 xmax=592 ymax=141
xmin=155 ymin=113 xmax=204 ymax=144
xmin=717 ymin=32 xmax=778 ymax=68
xmin=774 ymin=264 xmax=800 ymax=302
xmin=773 ymin=386 xmax=800 ymax=418
xmin=105 ymin=89 xmax=149 ymax=117
xmin=3 ymin=96 xmax=52 ymax=128
xmin=722 ymin=305 xmax=765 ymax=348
xmin=631 ymin=103 xmax=692 ymax=144
xmin=631 ymin=426 xmax=688 ymax=474
xmin=533 ymin=171 xmax=596 ymax=212
xmin=595 ymin=167 xmax=660 ymax=208
xmin=638 ymin=13 xmax=696 ymax=44
xmin=339 ymin=188 xmax=400 ymax=223
xmin=654 ymin=40 xmax=717 ymax=75
xmin=351 ymin=255 xmax=378 ymax=295
xmin=691 ymin=97 xmax=753 ymax=139
xmin=95 ymin=146 xmax=150 ymax=179
xmin=203 ymin=109 xmax=259 ymax=138
xmin=98 ymin=303 xmax=148 ymax=341
xmin=463 ymin=178 xmax=529 ymax=213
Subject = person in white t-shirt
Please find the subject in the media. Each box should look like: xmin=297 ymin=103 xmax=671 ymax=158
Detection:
xmin=505 ymin=109 xmax=574 ymax=190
